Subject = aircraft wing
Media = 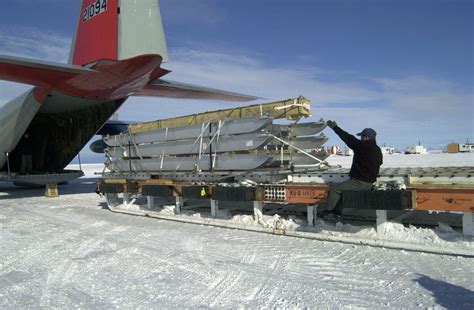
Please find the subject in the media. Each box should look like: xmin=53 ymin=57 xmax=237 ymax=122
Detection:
xmin=133 ymin=79 xmax=260 ymax=102
xmin=0 ymin=55 xmax=94 ymax=87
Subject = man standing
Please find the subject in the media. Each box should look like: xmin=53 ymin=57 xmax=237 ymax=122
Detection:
xmin=20 ymin=133 xmax=33 ymax=174
xmin=324 ymin=121 xmax=383 ymax=216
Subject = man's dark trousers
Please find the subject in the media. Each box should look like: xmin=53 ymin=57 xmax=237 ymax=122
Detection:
xmin=327 ymin=179 xmax=373 ymax=212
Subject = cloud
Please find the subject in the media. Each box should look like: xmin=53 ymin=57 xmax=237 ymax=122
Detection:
xmin=377 ymin=76 xmax=473 ymax=121
xmin=0 ymin=27 xmax=70 ymax=62
xmin=164 ymin=48 xmax=382 ymax=105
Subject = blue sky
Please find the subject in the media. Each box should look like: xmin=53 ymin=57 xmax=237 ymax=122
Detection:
xmin=0 ymin=0 xmax=473 ymax=162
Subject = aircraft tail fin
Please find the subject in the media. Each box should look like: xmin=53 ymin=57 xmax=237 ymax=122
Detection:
xmin=70 ymin=0 xmax=168 ymax=66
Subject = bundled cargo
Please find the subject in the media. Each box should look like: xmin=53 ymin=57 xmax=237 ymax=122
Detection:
xmin=101 ymin=96 xmax=329 ymax=176
xmin=103 ymin=116 xmax=328 ymax=173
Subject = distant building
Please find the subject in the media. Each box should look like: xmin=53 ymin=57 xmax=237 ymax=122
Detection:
xmin=447 ymin=143 xmax=459 ymax=153
xmin=460 ymin=144 xmax=474 ymax=152
xmin=381 ymin=146 xmax=395 ymax=155
xmin=447 ymin=143 xmax=474 ymax=153
xmin=406 ymin=144 xmax=427 ymax=154
xmin=342 ymin=147 xmax=354 ymax=156
xmin=327 ymin=145 xmax=340 ymax=155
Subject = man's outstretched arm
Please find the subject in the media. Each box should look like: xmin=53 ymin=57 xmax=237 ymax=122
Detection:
xmin=326 ymin=120 xmax=362 ymax=151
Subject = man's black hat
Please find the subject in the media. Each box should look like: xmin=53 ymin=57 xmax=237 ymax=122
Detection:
xmin=356 ymin=128 xmax=377 ymax=139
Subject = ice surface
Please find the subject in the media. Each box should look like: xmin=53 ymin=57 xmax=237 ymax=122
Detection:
xmin=0 ymin=152 xmax=473 ymax=308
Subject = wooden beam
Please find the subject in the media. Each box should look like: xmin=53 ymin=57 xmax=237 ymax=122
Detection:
xmin=285 ymin=184 xmax=329 ymax=204
xmin=412 ymin=188 xmax=474 ymax=212
xmin=129 ymin=96 xmax=311 ymax=134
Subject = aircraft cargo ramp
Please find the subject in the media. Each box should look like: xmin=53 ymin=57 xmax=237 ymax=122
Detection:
xmin=97 ymin=97 xmax=474 ymax=256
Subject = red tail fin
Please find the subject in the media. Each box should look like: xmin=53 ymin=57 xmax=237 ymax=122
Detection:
xmin=70 ymin=0 xmax=119 ymax=66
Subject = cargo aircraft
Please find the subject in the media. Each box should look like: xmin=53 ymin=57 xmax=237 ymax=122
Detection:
xmin=0 ymin=0 xmax=256 ymax=185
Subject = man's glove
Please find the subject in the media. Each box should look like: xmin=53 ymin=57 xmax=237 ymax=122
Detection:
xmin=326 ymin=120 xmax=337 ymax=129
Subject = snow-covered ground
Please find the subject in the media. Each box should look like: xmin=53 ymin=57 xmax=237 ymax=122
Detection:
xmin=328 ymin=151 xmax=474 ymax=168
xmin=0 ymin=152 xmax=473 ymax=308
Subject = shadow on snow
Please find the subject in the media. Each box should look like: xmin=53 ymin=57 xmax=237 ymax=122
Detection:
xmin=415 ymin=274 xmax=474 ymax=309
xmin=0 ymin=177 xmax=100 ymax=200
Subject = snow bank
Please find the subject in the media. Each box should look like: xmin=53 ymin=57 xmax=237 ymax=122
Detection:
xmin=328 ymin=151 xmax=474 ymax=168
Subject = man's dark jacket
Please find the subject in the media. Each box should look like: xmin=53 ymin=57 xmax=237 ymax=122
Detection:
xmin=333 ymin=126 xmax=383 ymax=183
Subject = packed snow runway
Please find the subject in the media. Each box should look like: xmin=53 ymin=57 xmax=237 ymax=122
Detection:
xmin=1 ymin=153 xmax=473 ymax=308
